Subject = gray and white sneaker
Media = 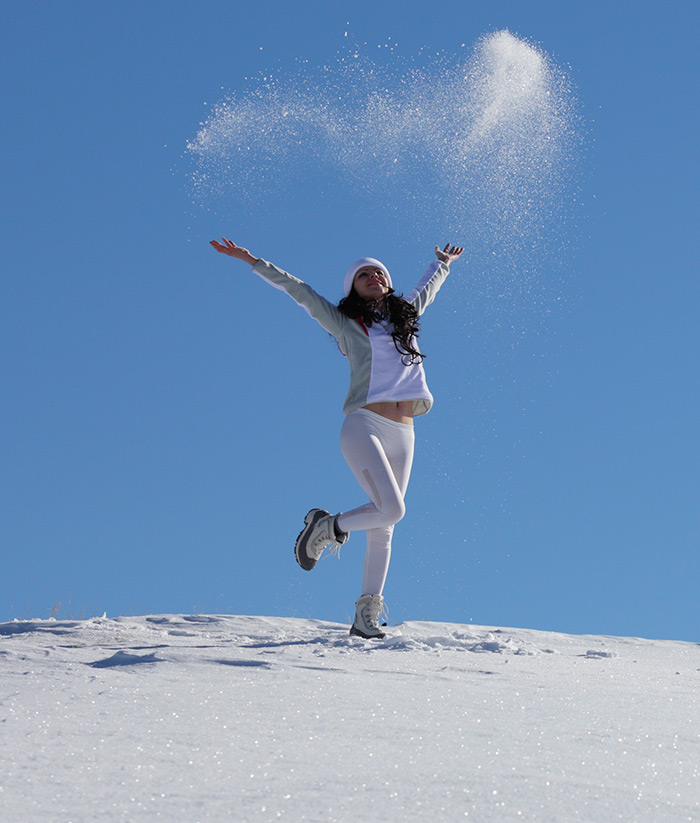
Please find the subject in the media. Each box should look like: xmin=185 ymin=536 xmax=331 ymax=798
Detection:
xmin=349 ymin=594 xmax=387 ymax=639
xmin=295 ymin=509 xmax=347 ymax=571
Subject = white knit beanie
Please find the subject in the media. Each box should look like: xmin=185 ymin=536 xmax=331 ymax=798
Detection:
xmin=343 ymin=258 xmax=392 ymax=297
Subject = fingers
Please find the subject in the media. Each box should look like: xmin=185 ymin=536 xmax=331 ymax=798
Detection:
xmin=439 ymin=243 xmax=465 ymax=259
xmin=210 ymin=238 xmax=244 ymax=256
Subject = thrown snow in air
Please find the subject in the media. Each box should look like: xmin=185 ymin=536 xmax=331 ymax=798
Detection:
xmin=187 ymin=30 xmax=578 ymax=258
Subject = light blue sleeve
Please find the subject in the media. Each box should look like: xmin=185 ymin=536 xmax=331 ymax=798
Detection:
xmin=252 ymin=259 xmax=345 ymax=337
xmin=405 ymin=260 xmax=451 ymax=316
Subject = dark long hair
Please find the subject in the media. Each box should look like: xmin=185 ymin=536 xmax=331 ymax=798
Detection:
xmin=337 ymin=289 xmax=425 ymax=364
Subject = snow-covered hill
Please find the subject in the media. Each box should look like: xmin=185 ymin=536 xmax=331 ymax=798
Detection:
xmin=1 ymin=614 xmax=698 ymax=821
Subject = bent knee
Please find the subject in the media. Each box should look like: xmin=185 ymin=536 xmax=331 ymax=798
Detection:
xmin=381 ymin=497 xmax=406 ymax=525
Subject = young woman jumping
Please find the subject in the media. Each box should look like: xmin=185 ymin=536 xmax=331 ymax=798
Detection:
xmin=210 ymin=238 xmax=464 ymax=638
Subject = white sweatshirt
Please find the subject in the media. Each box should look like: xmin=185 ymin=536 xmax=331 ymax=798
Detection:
xmin=252 ymin=258 xmax=450 ymax=416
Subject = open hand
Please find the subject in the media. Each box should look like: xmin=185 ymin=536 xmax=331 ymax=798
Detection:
xmin=210 ymin=238 xmax=258 ymax=267
xmin=435 ymin=243 xmax=464 ymax=265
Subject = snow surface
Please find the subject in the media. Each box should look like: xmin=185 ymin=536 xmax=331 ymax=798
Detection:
xmin=1 ymin=614 xmax=699 ymax=822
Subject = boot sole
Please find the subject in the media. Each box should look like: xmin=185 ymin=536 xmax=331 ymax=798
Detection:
xmin=294 ymin=509 xmax=329 ymax=571
xmin=349 ymin=624 xmax=386 ymax=640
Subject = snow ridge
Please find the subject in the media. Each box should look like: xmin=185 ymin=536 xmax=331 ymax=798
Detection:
xmin=1 ymin=614 xmax=698 ymax=822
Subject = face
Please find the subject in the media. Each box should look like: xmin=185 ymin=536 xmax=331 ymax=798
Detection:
xmin=352 ymin=267 xmax=389 ymax=301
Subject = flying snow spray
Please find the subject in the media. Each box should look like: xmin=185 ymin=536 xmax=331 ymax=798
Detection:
xmin=187 ymin=30 xmax=579 ymax=316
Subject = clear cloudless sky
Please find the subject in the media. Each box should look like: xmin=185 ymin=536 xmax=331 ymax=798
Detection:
xmin=2 ymin=0 xmax=698 ymax=640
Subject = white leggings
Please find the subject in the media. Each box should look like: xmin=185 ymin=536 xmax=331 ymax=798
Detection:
xmin=335 ymin=409 xmax=415 ymax=597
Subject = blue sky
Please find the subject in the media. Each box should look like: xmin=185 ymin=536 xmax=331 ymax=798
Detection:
xmin=2 ymin=1 xmax=698 ymax=641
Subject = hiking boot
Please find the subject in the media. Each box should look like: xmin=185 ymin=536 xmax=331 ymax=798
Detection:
xmin=294 ymin=509 xmax=347 ymax=571
xmin=349 ymin=594 xmax=387 ymax=639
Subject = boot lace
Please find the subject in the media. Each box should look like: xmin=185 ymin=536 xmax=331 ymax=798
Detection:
xmin=312 ymin=534 xmax=342 ymax=562
xmin=362 ymin=595 xmax=388 ymax=628
xmin=312 ymin=515 xmax=346 ymax=562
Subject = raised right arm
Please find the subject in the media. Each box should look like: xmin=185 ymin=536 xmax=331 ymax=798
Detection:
xmin=210 ymin=238 xmax=344 ymax=337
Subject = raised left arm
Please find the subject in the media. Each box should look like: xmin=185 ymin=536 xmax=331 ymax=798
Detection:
xmin=407 ymin=242 xmax=464 ymax=315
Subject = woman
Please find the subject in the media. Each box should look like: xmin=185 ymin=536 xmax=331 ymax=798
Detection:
xmin=210 ymin=237 xmax=464 ymax=638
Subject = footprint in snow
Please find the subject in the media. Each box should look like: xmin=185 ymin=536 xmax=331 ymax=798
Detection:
xmin=89 ymin=651 xmax=163 ymax=668
xmin=581 ymin=650 xmax=618 ymax=659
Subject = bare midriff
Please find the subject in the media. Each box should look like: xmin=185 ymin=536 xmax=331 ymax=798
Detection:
xmin=361 ymin=400 xmax=414 ymax=425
